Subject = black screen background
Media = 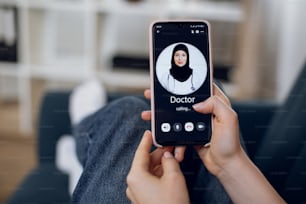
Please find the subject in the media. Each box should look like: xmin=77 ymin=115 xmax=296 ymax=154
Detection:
xmin=152 ymin=21 xmax=212 ymax=145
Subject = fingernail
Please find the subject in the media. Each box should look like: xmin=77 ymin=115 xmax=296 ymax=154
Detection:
xmin=174 ymin=150 xmax=180 ymax=160
xmin=164 ymin=151 xmax=173 ymax=158
xmin=192 ymin=103 xmax=201 ymax=110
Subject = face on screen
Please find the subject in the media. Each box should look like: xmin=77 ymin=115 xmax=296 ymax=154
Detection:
xmin=151 ymin=21 xmax=212 ymax=146
xmin=155 ymin=42 xmax=207 ymax=95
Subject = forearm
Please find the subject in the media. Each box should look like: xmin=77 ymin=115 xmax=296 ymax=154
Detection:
xmin=217 ymin=150 xmax=286 ymax=204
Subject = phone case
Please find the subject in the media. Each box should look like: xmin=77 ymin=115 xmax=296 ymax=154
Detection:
xmin=149 ymin=20 xmax=213 ymax=147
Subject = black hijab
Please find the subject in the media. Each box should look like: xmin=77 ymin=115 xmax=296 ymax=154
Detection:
xmin=169 ymin=44 xmax=193 ymax=82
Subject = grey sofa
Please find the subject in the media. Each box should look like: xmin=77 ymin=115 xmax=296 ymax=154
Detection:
xmin=7 ymin=62 xmax=306 ymax=203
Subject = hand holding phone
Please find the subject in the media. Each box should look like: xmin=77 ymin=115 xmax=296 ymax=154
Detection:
xmin=141 ymin=89 xmax=187 ymax=161
xmin=150 ymin=20 xmax=213 ymax=147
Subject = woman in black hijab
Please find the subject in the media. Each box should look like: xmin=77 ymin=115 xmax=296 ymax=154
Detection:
xmin=162 ymin=43 xmax=199 ymax=95
xmin=170 ymin=43 xmax=193 ymax=83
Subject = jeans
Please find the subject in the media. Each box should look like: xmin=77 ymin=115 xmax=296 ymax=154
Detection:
xmin=72 ymin=96 xmax=231 ymax=204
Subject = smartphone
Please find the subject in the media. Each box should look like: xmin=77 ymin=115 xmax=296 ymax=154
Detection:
xmin=150 ymin=20 xmax=213 ymax=147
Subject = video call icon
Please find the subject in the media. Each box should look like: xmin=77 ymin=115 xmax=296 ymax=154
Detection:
xmin=196 ymin=122 xmax=206 ymax=131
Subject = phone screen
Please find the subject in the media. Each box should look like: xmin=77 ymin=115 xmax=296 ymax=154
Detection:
xmin=150 ymin=21 xmax=212 ymax=146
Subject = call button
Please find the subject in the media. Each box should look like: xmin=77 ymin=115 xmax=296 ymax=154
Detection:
xmin=184 ymin=122 xmax=194 ymax=132
xmin=161 ymin=123 xmax=171 ymax=132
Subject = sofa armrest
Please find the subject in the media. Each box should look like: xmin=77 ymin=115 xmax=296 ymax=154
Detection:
xmin=232 ymin=101 xmax=279 ymax=160
xmin=37 ymin=91 xmax=72 ymax=164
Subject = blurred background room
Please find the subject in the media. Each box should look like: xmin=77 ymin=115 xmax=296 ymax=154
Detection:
xmin=0 ymin=0 xmax=306 ymax=203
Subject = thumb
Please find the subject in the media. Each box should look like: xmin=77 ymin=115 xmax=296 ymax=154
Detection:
xmin=161 ymin=151 xmax=182 ymax=176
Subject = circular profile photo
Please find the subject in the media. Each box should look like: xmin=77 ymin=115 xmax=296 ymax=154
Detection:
xmin=156 ymin=42 xmax=207 ymax=95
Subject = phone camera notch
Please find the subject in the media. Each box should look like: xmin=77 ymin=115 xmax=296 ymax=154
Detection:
xmin=178 ymin=23 xmax=184 ymax=29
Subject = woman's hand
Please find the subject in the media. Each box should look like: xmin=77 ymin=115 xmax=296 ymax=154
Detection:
xmin=193 ymin=85 xmax=286 ymax=204
xmin=193 ymin=84 xmax=244 ymax=177
xmin=141 ymin=89 xmax=186 ymax=162
xmin=126 ymin=131 xmax=190 ymax=204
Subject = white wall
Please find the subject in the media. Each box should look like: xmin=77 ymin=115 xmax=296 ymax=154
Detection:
xmin=234 ymin=0 xmax=306 ymax=102
xmin=276 ymin=0 xmax=306 ymax=102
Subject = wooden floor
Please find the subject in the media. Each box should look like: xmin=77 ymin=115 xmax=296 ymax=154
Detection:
xmin=0 ymin=101 xmax=36 ymax=203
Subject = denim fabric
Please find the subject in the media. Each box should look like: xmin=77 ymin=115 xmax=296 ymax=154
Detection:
xmin=72 ymin=96 xmax=231 ymax=204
